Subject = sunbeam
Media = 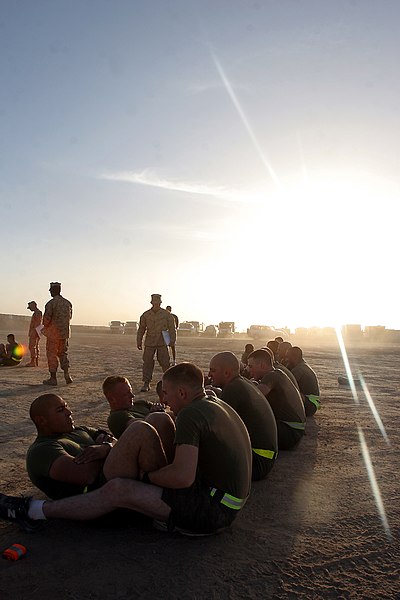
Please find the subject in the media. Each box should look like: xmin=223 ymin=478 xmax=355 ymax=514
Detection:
xmin=211 ymin=51 xmax=282 ymax=192
xmin=335 ymin=327 xmax=359 ymax=404
xmin=357 ymin=426 xmax=392 ymax=541
xmin=358 ymin=373 xmax=390 ymax=444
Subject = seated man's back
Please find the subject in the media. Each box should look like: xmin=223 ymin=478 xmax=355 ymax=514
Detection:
xmin=221 ymin=376 xmax=278 ymax=480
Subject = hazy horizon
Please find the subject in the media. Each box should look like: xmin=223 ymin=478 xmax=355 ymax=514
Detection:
xmin=2 ymin=1 xmax=399 ymax=331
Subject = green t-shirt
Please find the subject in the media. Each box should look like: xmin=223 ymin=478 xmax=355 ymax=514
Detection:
xmin=261 ymin=369 xmax=306 ymax=424
xmin=107 ymin=400 xmax=151 ymax=438
xmin=26 ymin=426 xmax=99 ymax=499
xmin=174 ymin=395 xmax=251 ymax=500
xmin=291 ymin=360 xmax=320 ymax=397
xmin=221 ymin=376 xmax=278 ymax=454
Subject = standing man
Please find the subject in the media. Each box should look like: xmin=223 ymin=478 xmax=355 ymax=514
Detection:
xmin=166 ymin=305 xmax=179 ymax=366
xmin=42 ymin=282 xmax=73 ymax=386
xmin=26 ymin=301 xmax=42 ymax=367
xmin=137 ymin=294 xmax=176 ymax=392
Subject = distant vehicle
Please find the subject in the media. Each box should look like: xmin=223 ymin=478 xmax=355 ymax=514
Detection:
xmin=188 ymin=321 xmax=203 ymax=334
xmin=124 ymin=321 xmax=138 ymax=335
xmin=203 ymin=324 xmax=218 ymax=337
xmin=178 ymin=322 xmax=196 ymax=336
xmin=109 ymin=320 xmax=124 ymax=334
xmin=247 ymin=325 xmax=287 ymax=340
xmin=218 ymin=322 xmax=235 ymax=338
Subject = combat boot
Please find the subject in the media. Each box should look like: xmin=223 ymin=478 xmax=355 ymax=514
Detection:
xmin=43 ymin=372 xmax=58 ymax=386
xmin=64 ymin=371 xmax=73 ymax=384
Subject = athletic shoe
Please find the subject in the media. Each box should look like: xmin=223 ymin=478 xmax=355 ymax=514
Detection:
xmin=64 ymin=375 xmax=73 ymax=385
xmin=140 ymin=383 xmax=150 ymax=392
xmin=152 ymin=519 xmax=225 ymax=537
xmin=0 ymin=493 xmax=41 ymax=533
xmin=43 ymin=377 xmax=57 ymax=386
xmin=170 ymin=361 xmax=176 ymax=367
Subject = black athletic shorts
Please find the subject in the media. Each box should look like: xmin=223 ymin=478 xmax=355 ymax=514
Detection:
xmin=252 ymin=451 xmax=275 ymax=481
xmin=162 ymin=480 xmax=238 ymax=534
xmin=277 ymin=421 xmax=304 ymax=450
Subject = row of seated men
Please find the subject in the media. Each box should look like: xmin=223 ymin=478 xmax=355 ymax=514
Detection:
xmin=0 ymin=345 xmax=320 ymax=537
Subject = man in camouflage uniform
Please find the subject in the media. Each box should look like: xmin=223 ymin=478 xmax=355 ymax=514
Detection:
xmin=42 ymin=282 xmax=73 ymax=386
xmin=137 ymin=294 xmax=176 ymax=392
xmin=26 ymin=301 xmax=42 ymax=367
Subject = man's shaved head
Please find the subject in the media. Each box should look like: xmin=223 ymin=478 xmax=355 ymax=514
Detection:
xmin=211 ymin=351 xmax=240 ymax=372
xmin=30 ymin=394 xmax=62 ymax=421
xmin=208 ymin=351 xmax=240 ymax=388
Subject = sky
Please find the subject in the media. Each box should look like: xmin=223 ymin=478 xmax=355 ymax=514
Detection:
xmin=1 ymin=0 xmax=400 ymax=331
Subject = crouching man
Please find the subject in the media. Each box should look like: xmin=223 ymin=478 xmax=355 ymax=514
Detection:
xmin=0 ymin=363 xmax=251 ymax=536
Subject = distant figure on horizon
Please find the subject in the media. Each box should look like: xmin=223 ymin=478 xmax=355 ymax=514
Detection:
xmin=0 ymin=333 xmax=24 ymax=367
xmin=166 ymin=305 xmax=179 ymax=366
xmin=137 ymin=294 xmax=176 ymax=392
xmin=26 ymin=301 xmax=42 ymax=367
xmin=42 ymin=282 xmax=73 ymax=386
xmin=286 ymin=346 xmax=321 ymax=416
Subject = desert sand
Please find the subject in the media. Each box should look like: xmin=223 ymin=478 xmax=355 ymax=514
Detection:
xmin=0 ymin=329 xmax=399 ymax=599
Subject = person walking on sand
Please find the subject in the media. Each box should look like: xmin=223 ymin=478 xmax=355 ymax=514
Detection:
xmin=42 ymin=282 xmax=73 ymax=386
xmin=26 ymin=301 xmax=42 ymax=367
xmin=137 ymin=294 xmax=176 ymax=392
xmin=166 ymin=305 xmax=179 ymax=366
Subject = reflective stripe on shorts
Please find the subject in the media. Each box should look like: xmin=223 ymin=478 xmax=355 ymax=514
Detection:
xmin=209 ymin=487 xmax=247 ymax=510
xmin=282 ymin=421 xmax=306 ymax=431
xmin=252 ymin=448 xmax=278 ymax=460
xmin=306 ymin=394 xmax=321 ymax=409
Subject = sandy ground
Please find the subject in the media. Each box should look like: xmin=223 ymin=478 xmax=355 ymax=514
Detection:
xmin=0 ymin=330 xmax=399 ymax=599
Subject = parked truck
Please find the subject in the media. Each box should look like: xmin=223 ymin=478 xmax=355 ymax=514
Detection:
xmin=218 ymin=321 xmax=235 ymax=338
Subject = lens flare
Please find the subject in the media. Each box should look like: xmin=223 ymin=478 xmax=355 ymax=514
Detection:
xmin=358 ymin=373 xmax=390 ymax=444
xmin=357 ymin=426 xmax=392 ymax=541
xmin=335 ymin=327 xmax=359 ymax=404
xmin=211 ymin=52 xmax=281 ymax=192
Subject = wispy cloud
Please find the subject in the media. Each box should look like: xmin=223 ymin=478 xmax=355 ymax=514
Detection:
xmin=99 ymin=169 xmax=262 ymax=204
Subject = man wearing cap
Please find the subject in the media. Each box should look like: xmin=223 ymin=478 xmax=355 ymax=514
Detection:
xmin=42 ymin=282 xmax=73 ymax=386
xmin=137 ymin=294 xmax=176 ymax=392
xmin=26 ymin=301 xmax=42 ymax=367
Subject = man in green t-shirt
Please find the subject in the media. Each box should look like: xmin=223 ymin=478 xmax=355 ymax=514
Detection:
xmin=1 ymin=364 xmax=251 ymax=536
xmin=208 ymin=351 xmax=278 ymax=481
xmin=25 ymin=392 xmax=175 ymax=500
xmin=286 ymin=346 xmax=321 ymax=416
xmin=103 ymin=375 xmax=153 ymax=438
xmin=248 ymin=349 xmax=306 ymax=450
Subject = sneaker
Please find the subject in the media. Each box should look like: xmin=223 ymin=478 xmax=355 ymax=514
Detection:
xmin=43 ymin=377 xmax=57 ymax=386
xmin=140 ymin=383 xmax=150 ymax=392
xmin=0 ymin=493 xmax=41 ymax=533
xmin=64 ymin=375 xmax=73 ymax=385
xmin=170 ymin=361 xmax=176 ymax=367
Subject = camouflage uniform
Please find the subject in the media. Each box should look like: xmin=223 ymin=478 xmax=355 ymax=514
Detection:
xmin=137 ymin=307 xmax=176 ymax=383
xmin=43 ymin=294 xmax=73 ymax=373
xmin=28 ymin=308 xmax=42 ymax=364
